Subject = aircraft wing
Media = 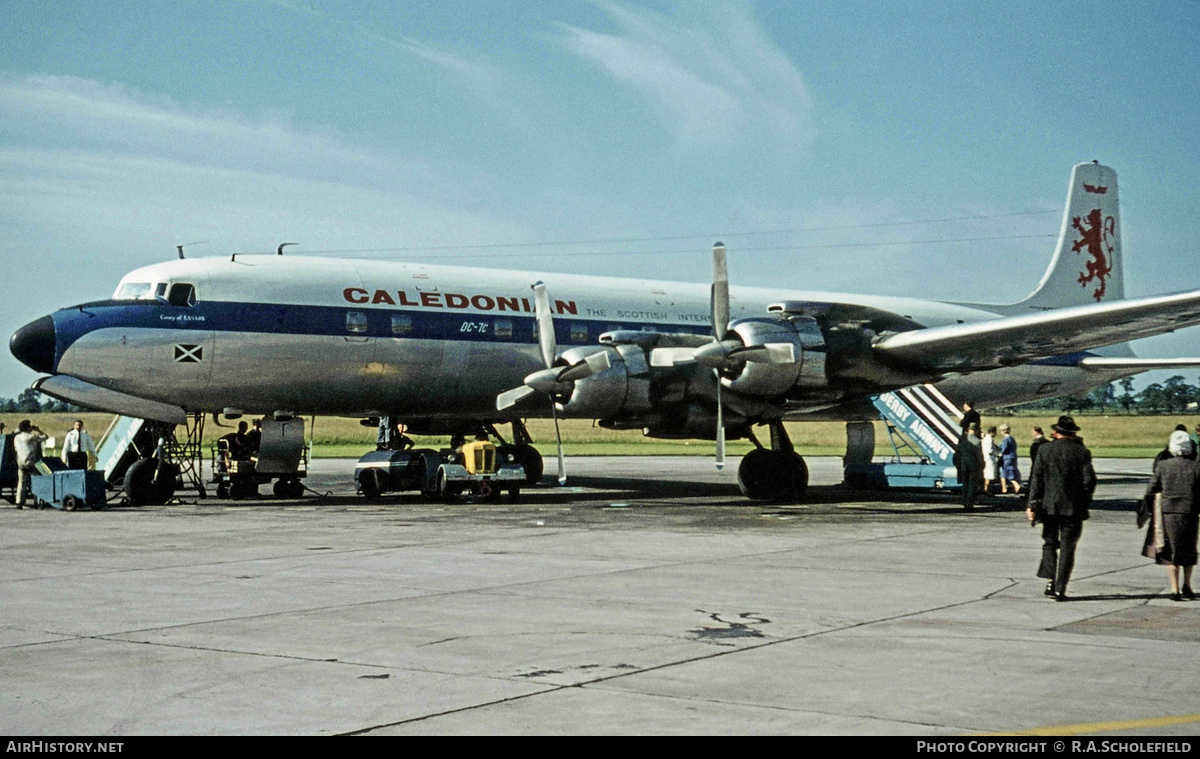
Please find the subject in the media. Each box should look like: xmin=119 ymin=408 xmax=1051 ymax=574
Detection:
xmin=872 ymin=289 xmax=1200 ymax=372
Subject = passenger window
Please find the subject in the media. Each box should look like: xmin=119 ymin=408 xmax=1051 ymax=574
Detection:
xmin=391 ymin=314 xmax=412 ymax=335
xmin=168 ymin=283 xmax=196 ymax=306
xmin=494 ymin=319 xmax=513 ymax=339
xmin=346 ymin=312 xmax=368 ymax=333
xmin=570 ymin=323 xmax=588 ymax=343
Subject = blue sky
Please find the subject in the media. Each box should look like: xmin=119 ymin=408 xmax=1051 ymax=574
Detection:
xmin=3 ymin=0 xmax=1199 ymax=399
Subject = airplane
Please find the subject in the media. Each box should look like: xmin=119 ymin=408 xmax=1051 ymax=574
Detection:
xmin=11 ymin=161 xmax=1200 ymax=503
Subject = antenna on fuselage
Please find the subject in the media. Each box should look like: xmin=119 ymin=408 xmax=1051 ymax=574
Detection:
xmin=277 ymin=242 xmax=298 ymax=256
xmin=175 ymin=240 xmax=208 ymax=259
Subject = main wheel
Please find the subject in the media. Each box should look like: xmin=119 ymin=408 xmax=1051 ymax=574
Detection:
xmin=737 ymin=449 xmax=794 ymax=502
xmin=152 ymin=461 xmax=180 ymax=504
xmin=124 ymin=458 xmax=164 ymax=506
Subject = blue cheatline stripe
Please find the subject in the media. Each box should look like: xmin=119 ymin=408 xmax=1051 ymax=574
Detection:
xmin=50 ymin=299 xmax=1100 ymax=368
xmin=51 ymin=299 xmax=713 ymax=361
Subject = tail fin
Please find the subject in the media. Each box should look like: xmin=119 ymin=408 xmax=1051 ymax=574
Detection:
xmin=1008 ymin=162 xmax=1123 ymax=313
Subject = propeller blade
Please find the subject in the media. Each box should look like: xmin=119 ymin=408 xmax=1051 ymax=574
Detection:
xmin=715 ymin=369 xmax=725 ymax=470
xmin=649 ymin=346 xmax=699 ymax=367
xmin=496 ymin=385 xmax=537 ymax=411
xmin=711 ymin=243 xmax=729 ymax=342
xmin=532 ymin=282 xmax=556 ymax=370
xmin=552 ymin=408 xmax=566 ymax=485
xmin=710 ymin=243 xmax=729 ymax=470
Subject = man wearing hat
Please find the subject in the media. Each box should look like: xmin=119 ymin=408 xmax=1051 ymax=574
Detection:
xmin=1025 ymin=415 xmax=1097 ymax=601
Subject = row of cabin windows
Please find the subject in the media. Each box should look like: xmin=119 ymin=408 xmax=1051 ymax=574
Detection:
xmin=347 ymin=312 xmax=591 ymax=342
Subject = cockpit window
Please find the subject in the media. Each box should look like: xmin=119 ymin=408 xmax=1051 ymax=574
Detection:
xmin=168 ymin=283 xmax=196 ymax=306
xmin=115 ymin=282 xmax=154 ymax=300
xmin=155 ymin=283 xmax=168 ymax=300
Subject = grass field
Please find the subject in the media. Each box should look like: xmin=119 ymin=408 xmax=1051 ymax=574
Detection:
xmin=7 ymin=411 xmax=1195 ymax=460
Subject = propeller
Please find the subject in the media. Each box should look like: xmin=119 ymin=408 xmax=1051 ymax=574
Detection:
xmin=646 ymin=243 xmax=800 ymax=468
xmin=495 ymin=282 xmax=612 ymax=485
xmin=712 ymin=243 xmax=729 ymax=469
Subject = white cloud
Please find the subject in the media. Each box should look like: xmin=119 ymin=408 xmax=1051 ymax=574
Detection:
xmin=557 ymin=1 xmax=814 ymax=151
xmin=0 ymin=75 xmax=536 ymax=263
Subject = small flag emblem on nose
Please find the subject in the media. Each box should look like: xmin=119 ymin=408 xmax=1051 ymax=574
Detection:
xmin=174 ymin=344 xmax=203 ymax=362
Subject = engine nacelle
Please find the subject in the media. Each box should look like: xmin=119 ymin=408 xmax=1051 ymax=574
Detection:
xmin=640 ymin=403 xmax=749 ymax=441
xmin=557 ymin=344 xmax=653 ymax=418
xmin=721 ymin=316 xmax=826 ymax=397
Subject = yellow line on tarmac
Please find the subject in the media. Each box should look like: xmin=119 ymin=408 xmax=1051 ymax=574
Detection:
xmin=992 ymin=713 xmax=1200 ymax=736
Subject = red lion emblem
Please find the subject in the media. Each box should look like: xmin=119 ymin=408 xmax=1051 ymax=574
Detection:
xmin=1071 ymin=207 xmax=1116 ymax=301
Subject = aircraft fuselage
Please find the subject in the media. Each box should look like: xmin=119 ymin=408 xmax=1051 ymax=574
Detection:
xmin=12 ymin=254 xmax=1123 ymax=424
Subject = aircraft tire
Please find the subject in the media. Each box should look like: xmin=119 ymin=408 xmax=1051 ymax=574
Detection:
xmin=123 ymin=458 xmax=159 ymax=506
xmin=151 ymin=461 xmax=180 ymax=505
xmin=737 ymin=449 xmax=793 ymax=502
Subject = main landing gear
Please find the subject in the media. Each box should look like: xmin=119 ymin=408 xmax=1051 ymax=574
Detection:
xmin=489 ymin=420 xmax=544 ymax=486
xmin=737 ymin=422 xmax=808 ymax=503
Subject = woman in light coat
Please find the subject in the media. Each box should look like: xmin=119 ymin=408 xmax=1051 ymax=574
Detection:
xmin=981 ymin=426 xmax=999 ymax=494
xmin=1144 ymin=431 xmax=1200 ymax=601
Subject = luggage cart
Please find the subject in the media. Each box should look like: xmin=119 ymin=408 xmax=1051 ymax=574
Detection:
xmin=29 ymin=462 xmax=109 ymax=511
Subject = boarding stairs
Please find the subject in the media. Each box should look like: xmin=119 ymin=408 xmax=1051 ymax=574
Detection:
xmin=844 ymin=383 xmax=964 ymax=490
xmin=95 ymin=415 xmax=148 ymax=488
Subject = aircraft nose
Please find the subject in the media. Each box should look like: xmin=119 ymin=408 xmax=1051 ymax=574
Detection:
xmin=10 ymin=315 xmax=56 ymax=374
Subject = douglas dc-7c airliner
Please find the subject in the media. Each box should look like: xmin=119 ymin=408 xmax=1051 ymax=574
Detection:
xmin=11 ymin=162 xmax=1200 ymax=502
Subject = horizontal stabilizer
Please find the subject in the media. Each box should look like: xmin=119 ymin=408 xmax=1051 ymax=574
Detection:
xmin=874 ymin=289 xmax=1200 ymax=372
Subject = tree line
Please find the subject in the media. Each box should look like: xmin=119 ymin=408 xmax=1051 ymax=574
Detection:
xmin=1010 ymin=376 xmax=1200 ymax=415
xmin=0 ymin=388 xmax=83 ymax=414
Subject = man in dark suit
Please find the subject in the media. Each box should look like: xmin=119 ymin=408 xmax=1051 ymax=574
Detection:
xmin=1026 ymin=415 xmax=1097 ymax=601
xmin=956 ymin=423 xmax=985 ymax=510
